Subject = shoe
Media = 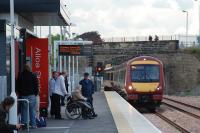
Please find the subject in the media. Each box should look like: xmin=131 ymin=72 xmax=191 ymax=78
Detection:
xmin=92 ymin=113 xmax=98 ymax=117
xmin=21 ymin=124 xmax=28 ymax=130
xmin=55 ymin=117 xmax=64 ymax=120
xmin=88 ymin=116 xmax=94 ymax=119
xmin=82 ymin=115 xmax=88 ymax=119
xmin=30 ymin=126 xmax=37 ymax=129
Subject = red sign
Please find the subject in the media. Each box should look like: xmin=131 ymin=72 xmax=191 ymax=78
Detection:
xmin=26 ymin=38 xmax=49 ymax=109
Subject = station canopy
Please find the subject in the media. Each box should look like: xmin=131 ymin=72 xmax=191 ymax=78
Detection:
xmin=0 ymin=0 xmax=70 ymax=26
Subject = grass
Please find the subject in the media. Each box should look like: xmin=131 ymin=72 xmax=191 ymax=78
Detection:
xmin=183 ymin=47 xmax=200 ymax=60
xmin=184 ymin=47 xmax=200 ymax=54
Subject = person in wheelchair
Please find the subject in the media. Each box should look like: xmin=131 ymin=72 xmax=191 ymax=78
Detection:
xmin=71 ymin=87 xmax=94 ymax=119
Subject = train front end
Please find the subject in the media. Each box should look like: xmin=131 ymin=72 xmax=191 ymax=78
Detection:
xmin=125 ymin=56 xmax=164 ymax=109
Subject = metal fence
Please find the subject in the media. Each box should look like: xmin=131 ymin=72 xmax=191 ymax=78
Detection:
xmin=103 ymin=35 xmax=200 ymax=48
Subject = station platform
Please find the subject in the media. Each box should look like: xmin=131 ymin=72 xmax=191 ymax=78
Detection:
xmin=20 ymin=91 xmax=161 ymax=133
xmin=20 ymin=92 xmax=117 ymax=133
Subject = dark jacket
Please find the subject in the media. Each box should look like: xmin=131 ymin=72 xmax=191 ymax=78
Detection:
xmin=17 ymin=70 xmax=39 ymax=96
xmin=0 ymin=103 xmax=16 ymax=132
xmin=79 ymin=79 xmax=94 ymax=98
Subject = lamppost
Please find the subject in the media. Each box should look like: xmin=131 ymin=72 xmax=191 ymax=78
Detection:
xmin=194 ymin=0 xmax=200 ymax=46
xmin=9 ymin=0 xmax=17 ymax=132
xmin=195 ymin=0 xmax=200 ymax=36
xmin=182 ymin=10 xmax=188 ymax=46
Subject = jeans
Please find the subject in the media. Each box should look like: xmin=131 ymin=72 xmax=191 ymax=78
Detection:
xmin=21 ymin=95 xmax=37 ymax=127
xmin=50 ymin=96 xmax=55 ymax=116
xmin=86 ymin=97 xmax=93 ymax=107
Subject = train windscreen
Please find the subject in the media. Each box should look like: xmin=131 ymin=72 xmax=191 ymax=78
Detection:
xmin=131 ymin=65 xmax=160 ymax=82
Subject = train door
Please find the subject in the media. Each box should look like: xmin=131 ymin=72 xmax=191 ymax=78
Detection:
xmin=26 ymin=38 xmax=49 ymax=117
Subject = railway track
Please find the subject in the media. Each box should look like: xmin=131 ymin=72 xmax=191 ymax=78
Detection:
xmin=155 ymin=112 xmax=190 ymax=133
xmin=163 ymin=97 xmax=200 ymax=111
xmin=162 ymin=101 xmax=200 ymax=120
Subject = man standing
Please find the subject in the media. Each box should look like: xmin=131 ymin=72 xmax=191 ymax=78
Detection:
xmin=52 ymin=72 xmax=68 ymax=119
xmin=79 ymin=73 xmax=97 ymax=117
xmin=0 ymin=97 xmax=23 ymax=133
xmin=48 ymin=71 xmax=58 ymax=117
xmin=17 ymin=64 xmax=39 ymax=128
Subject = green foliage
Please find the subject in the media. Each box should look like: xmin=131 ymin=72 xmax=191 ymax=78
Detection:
xmin=184 ymin=47 xmax=200 ymax=55
xmin=75 ymin=31 xmax=103 ymax=44
xmin=51 ymin=34 xmax=65 ymax=45
xmin=184 ymin=89 xmax=192 ymax=96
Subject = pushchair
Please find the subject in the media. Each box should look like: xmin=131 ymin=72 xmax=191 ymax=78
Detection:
xmin=64 ymin=94 xmax=94 ymax=119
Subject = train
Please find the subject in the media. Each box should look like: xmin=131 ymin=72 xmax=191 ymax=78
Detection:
xmin=104 ymin=56 xmax=165 ymax=111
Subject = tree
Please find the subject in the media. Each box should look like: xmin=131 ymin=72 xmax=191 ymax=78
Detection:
xmin=75 ymin=31 xmax=103 ymax=44
xmin=51 ymin=34 xmax=65 ymax=45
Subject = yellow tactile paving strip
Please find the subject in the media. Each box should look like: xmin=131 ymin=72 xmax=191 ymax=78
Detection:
xmin=105 ymin=92 xmax=134 ymax=133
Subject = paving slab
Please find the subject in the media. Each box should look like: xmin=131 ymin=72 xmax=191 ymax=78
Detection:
xmin=19 ymin=92 xmax=118 ymax=133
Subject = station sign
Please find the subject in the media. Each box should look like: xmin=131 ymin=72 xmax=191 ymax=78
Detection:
xmin=59 ymin=44 xmax=92 ymax=56
xmin=26 ymin=38 xmax=49 ymax=110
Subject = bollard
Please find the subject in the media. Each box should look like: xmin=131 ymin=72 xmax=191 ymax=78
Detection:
xmin=18 ymin=99 xmax=30 ymax=132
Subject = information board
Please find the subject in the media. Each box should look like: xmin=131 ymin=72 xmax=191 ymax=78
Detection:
xmin=59 ymin=45 xmax=92 ymax=56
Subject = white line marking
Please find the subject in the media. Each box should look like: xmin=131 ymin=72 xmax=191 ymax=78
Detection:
xmin=39 ymin=127 xmax=70 ymax=129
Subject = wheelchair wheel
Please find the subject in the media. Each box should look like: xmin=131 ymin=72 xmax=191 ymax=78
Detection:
xmin=65 ymin=103 xmax=82 ymax=119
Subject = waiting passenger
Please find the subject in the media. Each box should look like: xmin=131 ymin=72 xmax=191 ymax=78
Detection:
xmin=49 ymin=71 xmax=58 ymax=117
xmin=71 ymin=87 xmax=94 ymax=119
xmin=72 ymin=87 xmax=87 ymax=101
xmin=0 ymin=96 xmax=24 ymax=133
xmin=17 ymin=64 xmax=39 ymax=129
xmin=52 ymin=71 xmax=68 ymax=119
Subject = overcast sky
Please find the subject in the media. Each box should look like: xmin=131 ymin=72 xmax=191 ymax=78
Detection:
xmin=40 ymin=0 xmax=199 ymax=38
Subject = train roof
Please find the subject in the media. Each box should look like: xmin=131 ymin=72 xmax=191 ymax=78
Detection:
xmin=104 ymin=56 xmax=163 ymax=72
xmin=127 ymin=56 xmax=163 ymax=65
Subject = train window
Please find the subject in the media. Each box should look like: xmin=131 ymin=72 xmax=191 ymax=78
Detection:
xmin=131 ymin=65 xmax=160 ymax=82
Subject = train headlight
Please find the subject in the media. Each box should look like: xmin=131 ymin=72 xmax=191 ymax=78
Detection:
xmin=128 ymin=85 xmax=133 ymax=90
xmin=156 ymin=87 xmax=162 ymax=91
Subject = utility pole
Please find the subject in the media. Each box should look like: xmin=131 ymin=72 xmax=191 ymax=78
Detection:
xmin=182 ymin=10 xmax=188 ymax=46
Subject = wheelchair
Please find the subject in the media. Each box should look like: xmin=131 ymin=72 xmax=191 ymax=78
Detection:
xmin=64 ymin=95 xmax=93 ymax=120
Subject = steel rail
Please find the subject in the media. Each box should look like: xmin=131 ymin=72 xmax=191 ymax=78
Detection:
xmin=162 ymin=101 xmax=200 ymax=120
xmin=163 ymin=97 xmax=200 ymax=111
xmin=155 ymin=112 xmax=190 ymax=133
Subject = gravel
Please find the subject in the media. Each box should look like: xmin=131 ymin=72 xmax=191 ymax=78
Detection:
xmin=164 ymin=95 xmax=200 ymax=108
xmin=163 ymin=99 xmax=200 ymax=117
xmin=157 ymin=105 xmax=200 ymax=133
xmin=144 ymin=112 xmax=181 ymax=133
